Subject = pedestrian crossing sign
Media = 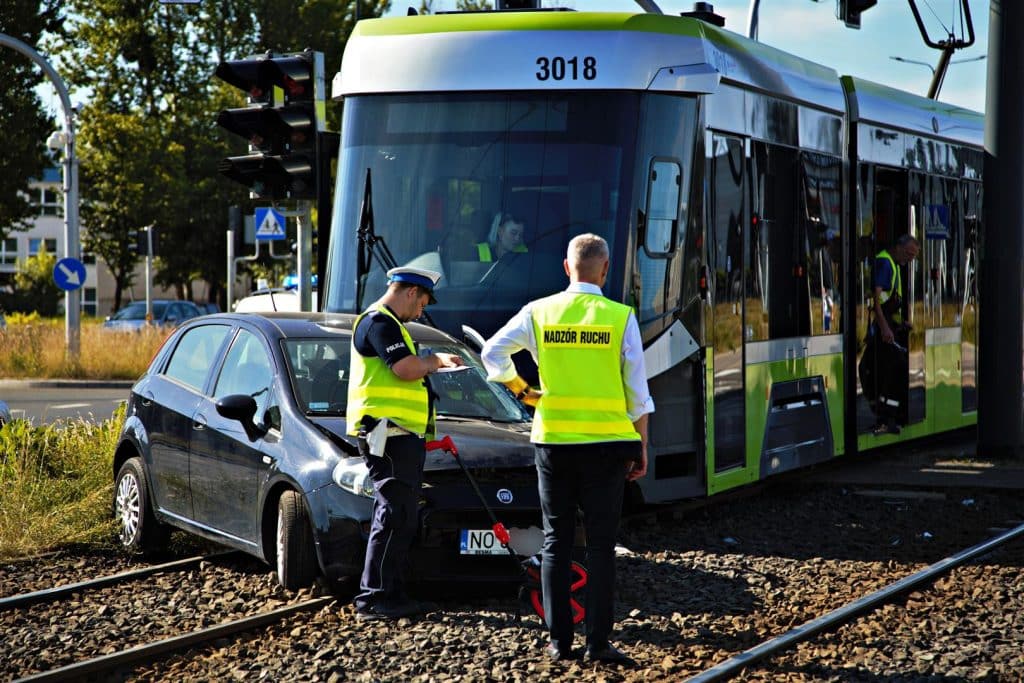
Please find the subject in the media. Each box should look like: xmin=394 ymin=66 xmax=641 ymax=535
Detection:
xmin=254 ymin=207 xmax=286 ymax=240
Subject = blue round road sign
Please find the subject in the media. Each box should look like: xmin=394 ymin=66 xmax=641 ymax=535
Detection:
xmin=53 ymin=257 xmax=87 ymax=291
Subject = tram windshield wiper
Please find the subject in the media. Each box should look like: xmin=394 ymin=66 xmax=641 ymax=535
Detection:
xmin=354 ymin=167 xmax=436 ymax=327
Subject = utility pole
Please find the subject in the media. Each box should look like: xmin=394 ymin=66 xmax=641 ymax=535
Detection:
xmin=979 ymin=0 xmax=1024 ymax=458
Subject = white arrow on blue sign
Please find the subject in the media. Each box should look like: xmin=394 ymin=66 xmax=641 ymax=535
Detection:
xmin=53 ymin=257 xmax=87 ymax=291
xmin=254 ymin=207 xmax=287 ymax=241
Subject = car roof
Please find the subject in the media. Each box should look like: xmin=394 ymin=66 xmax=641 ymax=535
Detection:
xmin=121 ymin=299 xmax=197 ymax=307
xmin=188 ymin=311 xmax=460 ymax=345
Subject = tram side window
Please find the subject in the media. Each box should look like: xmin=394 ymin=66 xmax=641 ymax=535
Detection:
xmin=751 ymin=141 xmax=807 ymax=340
xmin=802 ymin=153 xmax=843 ymax=335
xmin=922 ymin=176 xmax=962 ymax=329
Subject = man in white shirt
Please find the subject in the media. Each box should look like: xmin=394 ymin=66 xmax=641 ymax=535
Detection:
xmin=481 ymin=233 xmax=654 ymax=664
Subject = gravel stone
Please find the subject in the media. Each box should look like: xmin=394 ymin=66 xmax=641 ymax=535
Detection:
xmin=1 ymin=483 xmax=1022 ymax=681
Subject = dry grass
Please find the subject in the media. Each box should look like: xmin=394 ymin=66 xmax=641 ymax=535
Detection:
xmin=0 ymin=318 xmax=168 ymax=380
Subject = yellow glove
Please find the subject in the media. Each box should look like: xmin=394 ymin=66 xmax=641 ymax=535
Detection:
xmin=502 ymin=375 xmax=542 ymax=408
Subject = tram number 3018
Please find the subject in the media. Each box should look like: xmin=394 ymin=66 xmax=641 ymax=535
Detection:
xmin=535 ymin=56 xmax=597 ymax=81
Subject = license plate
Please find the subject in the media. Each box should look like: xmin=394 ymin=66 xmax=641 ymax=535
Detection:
xmin=459 ymin=529 xmax=507 ymax=556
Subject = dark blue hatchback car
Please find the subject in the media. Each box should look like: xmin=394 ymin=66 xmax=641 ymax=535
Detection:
xmin=112 ymin=312 xmax=546 ymax=590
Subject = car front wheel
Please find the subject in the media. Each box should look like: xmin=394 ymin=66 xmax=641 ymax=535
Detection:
xmin=114 ymin=457 xmax=169 ymax=553
xmin=276 ymin=490 xmax=317 ymax=591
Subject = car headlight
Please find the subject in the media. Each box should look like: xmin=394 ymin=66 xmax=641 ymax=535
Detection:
xmin=332 ymin=457 xmax=376 ymax=498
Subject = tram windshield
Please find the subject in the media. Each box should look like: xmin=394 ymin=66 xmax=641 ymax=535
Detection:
xmin=324 ymin=92 xmax=646 ymax=338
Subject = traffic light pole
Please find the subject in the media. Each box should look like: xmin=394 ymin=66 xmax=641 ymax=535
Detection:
xmin=270 ymin=204 xmax=314 ymax=311
xmin=0 ymin=34 xmax=80 ymax=359
xmin=144 ymin=226 xmax=154 ymax=324
xmin=297 ymin=201 xmax=313 ymax=311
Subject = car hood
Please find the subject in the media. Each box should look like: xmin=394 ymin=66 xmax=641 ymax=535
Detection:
xmin=306 ymin=416 xmax=535 ymax=470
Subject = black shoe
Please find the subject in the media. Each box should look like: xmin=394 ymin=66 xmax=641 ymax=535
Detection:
xmin=544 ymin=643 xmax=577 ymax=661
xmin=355 ymin=599 xmax=426 ymax=621
xmin=584 ymin=643 xmax=633 ymax=664
xmin=872 ymin=421 xmax=900 ymax=436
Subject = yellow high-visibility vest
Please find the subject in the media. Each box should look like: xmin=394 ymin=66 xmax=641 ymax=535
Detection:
xmin=476 ymin=242 xmax=528 ymax=262
xmin=877 ymin=249 xmax=903 ymax=323
xmin=530 ymin=291 xmax=639 ymax=444
xmin=346 ymin=305 xmax=433 ymax=437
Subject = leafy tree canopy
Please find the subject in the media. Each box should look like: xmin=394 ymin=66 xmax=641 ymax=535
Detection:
xmin=51 ymin=0 xmax=389 ymax=308
xmin=0 ymin=1 xmax=64 ymax=239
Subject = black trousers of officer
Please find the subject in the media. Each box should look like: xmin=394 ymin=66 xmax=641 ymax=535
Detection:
xmin=356 ymin=433 xmax=424 ymax=608
xmin=535 ymin=441 xmax=638 ymax=652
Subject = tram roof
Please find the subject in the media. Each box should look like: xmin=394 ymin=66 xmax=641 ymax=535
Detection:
xmin=335 ymin=11 xmax=845 ymax=113
xmin=842 ymin=75 xmax=984 ymax=148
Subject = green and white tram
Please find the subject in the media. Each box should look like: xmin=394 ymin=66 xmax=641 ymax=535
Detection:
xmin=323 ymin=9 xmax=983 ymax=504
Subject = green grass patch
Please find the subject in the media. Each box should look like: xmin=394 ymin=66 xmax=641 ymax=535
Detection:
xmin=0 ymin=407 xmax=124 ymax=559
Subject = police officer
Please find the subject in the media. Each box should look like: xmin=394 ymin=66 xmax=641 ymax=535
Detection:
xmin=481 ymin=233 xmax=654 ymax=663
xmin=347 ymin=266 xmax=463 ymax=620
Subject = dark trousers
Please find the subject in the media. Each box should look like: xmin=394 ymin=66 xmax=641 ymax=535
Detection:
xmin=535 ymin=441 xmax=638 ymax=651
xmin=356 ymin=434 xmax=424 ymax=608
xmin=859 ymin=326 xmax=910 ymax=425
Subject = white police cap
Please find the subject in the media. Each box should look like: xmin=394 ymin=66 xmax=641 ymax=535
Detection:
xmin=387 ymin=266 xmax=441 ymax=303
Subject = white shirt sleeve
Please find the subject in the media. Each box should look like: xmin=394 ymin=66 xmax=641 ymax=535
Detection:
xmin=480 ymin=303 xmax=537 ymax=383
xmin=621 ymin=311 xmax=655 ymax=422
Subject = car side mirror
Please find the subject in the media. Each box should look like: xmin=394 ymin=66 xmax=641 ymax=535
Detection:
xmin=216 ymin=394 xmax=265 ymax=439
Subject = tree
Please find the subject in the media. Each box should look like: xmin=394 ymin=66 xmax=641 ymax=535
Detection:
xmin=0 ymin=246 xmax=63 ymax=317
xmin=0 ymin=1 xmax=63 ymax=240
xmin=77 ymin=109 xmax=159 ymax=313
xmin=52 ymin=0 xmax=390 ymax=308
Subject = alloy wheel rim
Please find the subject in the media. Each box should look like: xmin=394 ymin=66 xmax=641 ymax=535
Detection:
xmin=116 ymin=473 xmax=141 ymax=545
xmin=276 ymin=511 xmax=285 ymax=577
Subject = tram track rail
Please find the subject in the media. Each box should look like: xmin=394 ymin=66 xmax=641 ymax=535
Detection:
xmin=0 ymin=551 xmax=236 ymax=611
xmin=1 ymin=548 xmax=337 ymax=682
xmin=14 ymin=596 xmax=335 ymax=683
xmin=684 ymin=517 xmax=1024 ymax=682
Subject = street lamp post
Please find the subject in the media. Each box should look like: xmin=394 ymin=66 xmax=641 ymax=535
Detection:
xmin=0 ymin=33 xmax=80 ymax=360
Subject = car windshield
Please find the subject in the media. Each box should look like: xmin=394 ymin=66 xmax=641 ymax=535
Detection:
xmin=112 ymin=302 xmax=168 ymax=321
xmin=282 ymin=336 xmax=528 ymax=423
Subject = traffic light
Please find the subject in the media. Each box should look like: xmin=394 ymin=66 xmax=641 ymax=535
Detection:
xmin=127 ymin=228 xmax=157 ymax=256
xmin=838 ymin=0 xmax=877 ymax=29
xmin=215 ymin=50 xmax=327 ymax=200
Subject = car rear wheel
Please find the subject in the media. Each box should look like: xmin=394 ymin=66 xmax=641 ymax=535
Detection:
xmin=114 ymin=457 xmax=169 ymax=553
xmin=276 ymin=490 xmax=318 ymax=591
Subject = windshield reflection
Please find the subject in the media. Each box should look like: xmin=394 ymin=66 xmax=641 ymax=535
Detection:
xmin=326 ymin=92 xmax=640 ymax=340
xmin=283 ymin=338 xmax=527 ymax=423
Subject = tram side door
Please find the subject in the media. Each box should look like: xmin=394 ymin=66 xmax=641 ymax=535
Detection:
xmin=707 ymin=133 xmax=749 ymax=480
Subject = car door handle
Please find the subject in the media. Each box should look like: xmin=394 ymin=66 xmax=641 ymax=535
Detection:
xmin=193 ymin=414 xmax=207 ymax=431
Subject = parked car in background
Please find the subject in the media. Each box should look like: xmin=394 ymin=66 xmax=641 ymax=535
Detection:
xmin=103 ymin=300 xmax=203 ymax=331
xmin=0 ymin=400 xmax=11 ymax=427
xmin=112 ymin=312 xmax=545 ymax=592
xmin=232 ymin=288 xmax=318 ymax=313
xmin=199 ymin=302 xmax=221 ymax=315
